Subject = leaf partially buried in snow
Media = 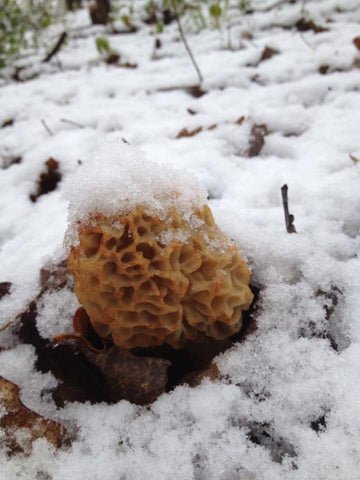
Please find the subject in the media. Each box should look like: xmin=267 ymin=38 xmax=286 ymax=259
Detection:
xmin=55 ymin=308 xmax=170 ymax=405
xmin=353 ymin=36 xmax=360 ymax=51
xmin=245 ymin=124 xmax=268 ymax=157
xmin=30 ymin=158 xmax=62 ymax=202
xmin=0 ymin=376 xmax=65 ymax=454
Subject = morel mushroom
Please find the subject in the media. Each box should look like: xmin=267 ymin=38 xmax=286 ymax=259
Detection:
xmin=65 ymin=142 xmax=253 ymax=349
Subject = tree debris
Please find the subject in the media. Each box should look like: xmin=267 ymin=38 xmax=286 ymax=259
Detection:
xmin=295 ymin=18 xmax=328 ymax=34
xmin=30 ymin=158 xmax=62 ymax=202
xmin=0 ymin=282 xmax=12 ymax=300
xmin=0 ymin=376 xmax=66 ymax=454
xmin=43 ymin=32 xmax=67 ymax=63
xmin=246 ymin=124 xmax=268 ymax=157
xmin=281 ymin=184 xmax=296 ymax=233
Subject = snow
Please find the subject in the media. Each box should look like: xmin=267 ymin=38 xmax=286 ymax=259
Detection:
xmin=64 ymin=139 xmax=208 ymax=245
xmin=1 ymin=0 xmax=360 ymax=478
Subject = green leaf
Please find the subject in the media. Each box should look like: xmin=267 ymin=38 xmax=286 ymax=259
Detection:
xmin=209 ymin=3 xmax=222 ymax=19
xmin=156 ymin=19 xmax=164 ymax=34
xmin=95 ymin=36 xmax=111 ymax=55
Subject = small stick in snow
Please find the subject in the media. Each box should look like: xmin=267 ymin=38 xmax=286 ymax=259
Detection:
xmin=281 ymin=184 xmax=296 ymax=233
xmin=60 ymin=118 xmax=85 ymax=129
xmin=171 ymin=2 xmax=203 ymax=85
xmin=41 ymin=119 xmax=54 ymax=136
xmin=43 ymin=32 xmax=67 ymax=63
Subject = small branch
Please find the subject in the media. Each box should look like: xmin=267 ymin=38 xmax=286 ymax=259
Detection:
xmin=172 ymin=2 xmax=203 ymax=84
xmin=281 ymin=184 xmax=296 ymax=233
xmin=41 ymin=119 xmax=54 ymax=136
xmin=60 ymin=118 xmax=85 ymax=129
xmin=43 ymin=31 xmax=67 ymax=63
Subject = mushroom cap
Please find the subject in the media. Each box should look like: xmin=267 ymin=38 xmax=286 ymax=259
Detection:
xmin=68 ymin=205 xmax=253 ymax=349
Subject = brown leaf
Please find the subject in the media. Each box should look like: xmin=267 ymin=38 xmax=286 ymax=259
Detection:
xmin=295 ymin=18 xmax=328 ymax=33
xmin=187 ymin=108 xmax=197 ymax=115
xmin=353 ymin=36 xmax=360 ymax=51
xmin=54 ymin=307 xmax=106 ymax=353
xmin=0 ymin=376 xmax=66 ymax=454
xmin=260 ymin=46 xmax=279 ymax=62
xmin=40 ymin=260 xmax=68 ymax=292
xmin=349 ymin=154 xmax=359 ymax=165
xmin=246 ymin=124 xmax=268 ymax=157
xmin=186 ymin=86 xmax=207 ymax=98
xmin=0 ymin=282 xmax=12 ymax=300
xmin=1 ymin=119 xmax=14 ymax=128
xmin=18 ymin=303 xmax=109 ymax=406
xmin=181 ymin=363 xmax=220 ymax=387
xmin=89 ymin=0 xmax=110 ymax=25
xmin=105 ymin=53 xmax=120 ymax=64
xmin=1 ymin=155 xmax=21 ymax=170
xmin=176 ymin=126 xmax=203 ymax=139
xmin=30 ymin=158 xmax=62 ymax=202
xmin=235 ymin=116 xmax=245 ymax=125
xmin=55 ymin=308 xmax=169 ymax=404
xmin=80 ymin=346 xmax=170 ymax=405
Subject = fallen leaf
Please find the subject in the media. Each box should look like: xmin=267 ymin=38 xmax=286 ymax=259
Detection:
xmin=295 ymin=18 xmax=328 ymax=33
xmin=80 ymin=346 xmax=170 ymax=405
xmin=187 ymin=108 xmax=197 ymax=115
xmin=0 ymin=376 xmax=65 ymax=454
xmin=105 ymin=53 xmax=120 ymax=64
xmin=1 ymin=119 xmax=14 ymax=128
xmin=40 ymin=260 xmax=68 ymax=292
xmin=319 ymin=65 xmax=330 ymax=75
xmin=260 ymin=46 xmax=279 ymax=62
xmin=245 ymin=124 xmax=268 ymax=157
xmin=30 ymin=158 xmax=62 ymax=202
xmin=349 ymin=154 xmax=359 ymax=165
xmin=235 ymin=116 xmax=245 ymax=125
xmin=0 ymin=282 xmax=12 ymax=300
xmin=181 ymin=363 xmax=220 ymax=387
xmin=186 ymin=86 xmax=207 ymax=98
xmin=176 ymin=126 xmax=203 ymax=138
xmin=1 ymin=155 xmax=22 ymax=170
xmin=353 ymin=36 xmax=360 ymax=51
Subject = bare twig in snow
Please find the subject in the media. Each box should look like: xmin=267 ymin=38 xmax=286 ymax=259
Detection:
xmin=171 ymin=1 xmax=203 ymax=84
xmin=281 ymin=184 xmax=297 ymax=233
xmin=60 ymin=118 xmax=85 ymax=129
xmin=41 ymin=119 xmax=54 ymax=136
xmin=43 ymin=32 xmax=67 ymax=63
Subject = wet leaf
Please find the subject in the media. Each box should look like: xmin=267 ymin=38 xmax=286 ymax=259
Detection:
xmin=186 ymin=86 xmax=207 ymax=98
xmin=353 ymin=36 xmax=360 ymax=51
xmin=260 ymin=46 xmax=279 ymax=62
xmin=1 ymin=119 xmax=14 ymax=128
xmin=40 ymin=260 xmax=68 ymax=292
xmin=176 ymin=126 xmax=203 ymax=138
xmin=295 ymin=18 xmax=328 ymax=33
xmin=0 ymin=376 xmax=66 ymax=454
xmin=80 ymin=346 xmax=170 ymax=405
xmin=246 ymin=124 xmax=268 ymax=157
xmin=0 ymin=282 xmax=12 ymax=300
xmin=181 ymin=363 xmax=220 ymax=387
xmin=30 ymin=158 xmax=62 ymax=202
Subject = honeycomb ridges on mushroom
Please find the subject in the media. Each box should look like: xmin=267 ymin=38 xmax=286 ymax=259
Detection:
xmin=68 ymin=205 xmax=253 ymax=349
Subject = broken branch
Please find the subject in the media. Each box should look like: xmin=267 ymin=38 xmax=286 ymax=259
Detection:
xmin=281 ymin=184 xmax=296 ymax=233
xmin=43 ymin=31 xmax=67 ymax=63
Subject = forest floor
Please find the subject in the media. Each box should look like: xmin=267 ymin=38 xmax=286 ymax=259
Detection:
xmin=1 ymin=1 xmax=360 ymax=479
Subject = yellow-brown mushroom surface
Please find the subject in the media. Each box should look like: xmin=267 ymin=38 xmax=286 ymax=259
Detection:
xmin=68 ymin=205 xmax=253 ymax=349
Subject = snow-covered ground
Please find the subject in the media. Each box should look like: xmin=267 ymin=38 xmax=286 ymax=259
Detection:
xmin=1 ymin=0 xmax=360 ymax=478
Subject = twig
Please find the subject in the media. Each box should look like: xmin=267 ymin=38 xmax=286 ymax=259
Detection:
xmin=172 ymin=2 xmax=203 ymax=84
xmin=281 ymin=184 xmax=296 ymax=233
xmin=60 ymin=118 xmax=85 ymax=129
xmin=41 ymin=119 xmax=54 ymax=136
xmin=43 ymin=31 xmax=67 ymax=63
